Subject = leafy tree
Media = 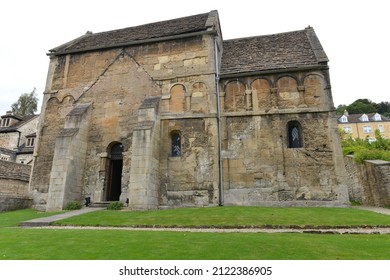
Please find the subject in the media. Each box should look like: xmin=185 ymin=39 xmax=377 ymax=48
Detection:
xmin=11 ymin=88 xmax=38 ymax=116
xmin=346 ymin=99 xmax=377 ymax=114
xmin=336 ymin=104 xmax=347 ymax=115
xmin=375 ymin=102 xmax=390 ymax=118
xmin=337 ymin=99 xmax=390 ymax=117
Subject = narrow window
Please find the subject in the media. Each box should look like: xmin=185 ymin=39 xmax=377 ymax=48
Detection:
xmin=288 ymin=121 xmax=302 ymax=148
xmin=171 ymin=132 xmax=181 ymax=157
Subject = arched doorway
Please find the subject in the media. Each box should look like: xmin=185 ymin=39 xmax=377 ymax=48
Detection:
xmin=106 ymin=143 xmax=123 ymax=201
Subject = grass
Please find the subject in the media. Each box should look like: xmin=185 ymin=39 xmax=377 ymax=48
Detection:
xmin=1 ymin=228 xmax=390 ymax=260
xmin=1 ymin=207 xmax=390 ymax=260
xmin=54 ymin=206 xmax=390 ymax=228
xmin=0 ymin=208 xmax=63 ymax=228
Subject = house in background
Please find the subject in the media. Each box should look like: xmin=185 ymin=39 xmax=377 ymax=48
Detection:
xmin=338 ymin=111 xmax=390 ymax=141
xmin=0 ymin=111 xmax=39 ymax=164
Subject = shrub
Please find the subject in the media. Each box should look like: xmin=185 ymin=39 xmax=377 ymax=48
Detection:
xmin=64 ymin=201 xmax=82 ymax=210
xmin=107 ymin=202 xmax=124 ymax=210
xmin=354 ymin=149 xmax=390 ymax=163
xmin=341 ymin=129 xmax=390 ymax=163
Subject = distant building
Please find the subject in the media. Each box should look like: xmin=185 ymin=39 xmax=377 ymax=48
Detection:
xmin=338 ymin=111 xmax=390 ymax=141
xmin=0 ymin=111 xmax=39 ymax=164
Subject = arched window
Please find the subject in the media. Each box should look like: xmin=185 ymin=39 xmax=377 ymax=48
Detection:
xmin=288 ymin=121 xmax=303 ymax=148
xmin=171 ymin=132 xmax=181 ymax=157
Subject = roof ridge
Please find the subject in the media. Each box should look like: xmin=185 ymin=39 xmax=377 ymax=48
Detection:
xmin=304 ymin=26 xmax=328 ymax=63
xmin=49 ymin=11 xmax=214 ymax=54
xmin=222 ymin=28 xmax=307 ymax=43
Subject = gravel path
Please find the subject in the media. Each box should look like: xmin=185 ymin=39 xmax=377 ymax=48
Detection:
xmin=23 ymin=225 xmax=390 ymax=234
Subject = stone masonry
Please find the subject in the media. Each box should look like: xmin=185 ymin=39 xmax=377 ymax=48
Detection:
xmin=29 ymin=11 xmax=350 ymax=210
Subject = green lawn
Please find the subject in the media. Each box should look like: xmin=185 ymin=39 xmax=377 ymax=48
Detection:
xmin=1 ymin=207 xmax=390 ymax=260
xmin=54 ymin=206 xmax=390 ymax=228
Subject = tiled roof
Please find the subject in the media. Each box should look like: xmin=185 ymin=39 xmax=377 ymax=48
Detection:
xmin=48 ymin=11 xmax=328 ymax=76
xmin=49 ymin=11 xmax=217 ymax=54
xmin=0 ymin=115 xmax=38 ymax=133
xmin=338 ymin=113 xmax=390 ymax=123
xmin=220 ymin=27 xmax=328 ymax=75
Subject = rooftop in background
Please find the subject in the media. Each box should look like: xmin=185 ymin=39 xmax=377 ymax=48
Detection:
xmin=338 ymin=112 xmax=390 ymax=124
xmin=0 ymin=113 xmax=38 ymax=132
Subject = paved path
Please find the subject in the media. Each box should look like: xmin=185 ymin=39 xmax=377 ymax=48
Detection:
xmin=353 ymin=206 xmax=390 ymax=216
xmin=20 ymin=207 xmax=104 ymax=227
xmin=20 ymin=205 xmax=390 ymax=234
xmin=24 ymin=225 xmax=390 ymax=234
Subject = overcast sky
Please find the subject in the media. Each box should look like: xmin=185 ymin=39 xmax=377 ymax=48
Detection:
xmin=1 ymin=0 xmax=389 ymax=115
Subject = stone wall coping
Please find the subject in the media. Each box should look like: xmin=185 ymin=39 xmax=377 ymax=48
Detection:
xmin=346 ymin=155 xmax=390 ymax=166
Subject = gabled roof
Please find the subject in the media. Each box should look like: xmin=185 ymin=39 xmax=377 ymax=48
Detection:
xmin=49 ymin=11 xmax=219 ymax=55
xmin=337 ymin=113 xmax=390 ymax=123
xmin=221 ymin=27 xmax=328 ymax=76
xmin=48 ymin=11 xmax=328 ymax=76
xmin=0 ymin=115 xmax=39 ymax=133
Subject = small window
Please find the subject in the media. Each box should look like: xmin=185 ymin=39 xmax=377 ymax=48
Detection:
xmin=343 ymin=126 xmax=352 ymax=133
xmin=288 ymin=121 xmax=302 ymax=148
xmin=361 ymin=114 xmax=369 ymax=122
xmin=363 ymin=126 xmax=372 ymax=133
xmin=0 ymin=118 xmax=10 ymax=127
xmin=171 ymin=132 xmax=181 ymax=157
xmin=26 ymin=137 xmax=35 ymax=147
xmin=374 ymin=113 xmax=382 ymax=121
xmin=0 ymin=154 xmax=10 ymax=161
xmin=340 ymin=116 xmax=348 ymax=123
xmin=378 ymin=125 xmax=385 ymax=133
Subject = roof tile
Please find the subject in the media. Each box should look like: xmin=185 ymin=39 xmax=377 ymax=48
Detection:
xmin=221 ymin=27 xmax=328 ymax=75
xmin=50 ymin=12 xmax=212 ymax=54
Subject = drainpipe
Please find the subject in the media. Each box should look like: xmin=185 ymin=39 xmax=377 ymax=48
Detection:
xmin=214 ymin=37 xmax=224 ymax=206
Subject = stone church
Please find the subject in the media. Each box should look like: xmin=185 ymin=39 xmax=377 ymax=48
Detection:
xmin=29 ymin=10 xmax=349 ymax=211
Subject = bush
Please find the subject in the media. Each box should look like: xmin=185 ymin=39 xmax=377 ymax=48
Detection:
xmin=354 ymin=149 xmax=390 ymax=163
xmin=107 ymin=202 xmax=124 ymax=210
xmin=341 ymin=129 xmax=390 ymax=163
xmin=64 ymin=201 xmax=82 ymax=210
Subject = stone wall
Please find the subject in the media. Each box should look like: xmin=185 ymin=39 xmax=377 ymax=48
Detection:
xmin=345 ymin=155 xmax=390 ymax=206
xmin=0 ymin=131 xmax=19 ymax=150
xmin=0 ymin=160 xmax=32 ymax=211
xmin=30 ymin=20 xmax=349 ymax=210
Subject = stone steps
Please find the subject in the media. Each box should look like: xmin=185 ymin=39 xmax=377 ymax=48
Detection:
xmin=88 ymin=201 xmax=117 ymax=208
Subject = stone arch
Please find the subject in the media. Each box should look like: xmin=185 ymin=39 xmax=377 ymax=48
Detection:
xmin=170 ymin=84 xmax=186 ymax=113
xmin=224 ymin=80 xmax=246 ymax=112
xmin=303 ymin=73 xmax=326 ymax=107
xmin=276 ymin=76 xmax=300 ymax=108
xmin=191 ymin=82 xmax=209 ymax=113
xmin=251 ymin=78 xmax=271 ymax=110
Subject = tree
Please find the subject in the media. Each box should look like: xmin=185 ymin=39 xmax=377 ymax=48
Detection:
xmin=346 ymin=99 xmax=376 ymax=114
xmin=336 ymin=104 xmax=347 ymax=115
xmin=11 ymin=88 xmax=38 ymax=116
xmin=375 ymin=102 xmax=390 ymax=118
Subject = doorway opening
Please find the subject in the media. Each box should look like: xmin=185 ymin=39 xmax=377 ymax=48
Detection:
xmin=106 ymin=143 xmax=123 ymax=201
